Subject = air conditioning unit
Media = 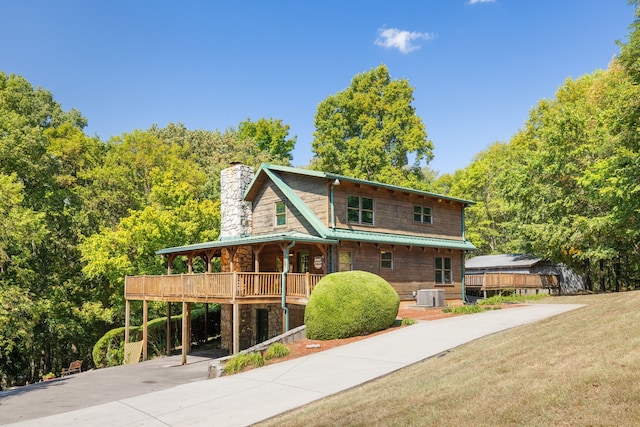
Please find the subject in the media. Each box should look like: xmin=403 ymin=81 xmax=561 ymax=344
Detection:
xmin=416 ymin=289 xmax=445 ymax=307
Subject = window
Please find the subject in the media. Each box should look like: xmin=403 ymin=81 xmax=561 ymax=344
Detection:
xmin=435 ymin=256 xmax=452 ymax=284
xmin=275 ymin=201 xmax=286 ymax=226
xmin=380 ymin=250 xmax=393 ymax=270
xmin=347 ymin=195 xmax=374 ymax=225
xmin=338 ymin=251 xmax=353 ymax=271
xmin=414 ymin=205 xmax=432 ymax=224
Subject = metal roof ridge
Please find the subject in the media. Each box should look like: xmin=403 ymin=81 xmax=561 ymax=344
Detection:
xmin=258 ymin=163 xmax=475 ymax=205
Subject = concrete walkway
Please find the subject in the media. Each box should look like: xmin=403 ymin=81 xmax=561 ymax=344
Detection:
xmin=1 ymin=304 xmax=583 ymax=427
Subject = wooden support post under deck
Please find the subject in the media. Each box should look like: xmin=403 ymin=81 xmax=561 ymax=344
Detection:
xmin=125 ymin=300 xmax=130 ymax=344
xmin=181 ymin=301 xmax=189 ymax=365
xmin=142 ymin=300 xmax=148 ymax=361
xmin=232 ymin=302 xmax=240 ymax=354
xmin=187 ymin=305 xmax=192 ymax=354
xmin=204 ymin=303 xmax=208 ymax=345
xmin=166 ymin=303 xmax=172 ymax=356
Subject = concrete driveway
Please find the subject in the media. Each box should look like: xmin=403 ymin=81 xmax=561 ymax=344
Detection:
xmin=0 ymin=303 xmax=583 ymax=427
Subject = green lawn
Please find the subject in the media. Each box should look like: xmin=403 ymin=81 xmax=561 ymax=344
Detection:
xmin=260 ymin=291 xmax=640 ymax=426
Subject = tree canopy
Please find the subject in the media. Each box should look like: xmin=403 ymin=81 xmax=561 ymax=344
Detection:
xmin=311 ymin=64 xmax=434 ymax=188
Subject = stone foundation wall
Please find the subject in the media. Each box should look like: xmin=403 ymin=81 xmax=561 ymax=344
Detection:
xmin=220 ymin=303 xmax=307 ymax=352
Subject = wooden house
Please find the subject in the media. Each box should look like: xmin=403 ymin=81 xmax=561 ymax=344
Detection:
xmin=124 ymin=163 xmax=475 ymax=362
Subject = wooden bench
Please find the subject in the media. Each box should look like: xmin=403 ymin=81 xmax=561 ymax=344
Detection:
xmin=61 ymin=360 xmax=82 ymax=376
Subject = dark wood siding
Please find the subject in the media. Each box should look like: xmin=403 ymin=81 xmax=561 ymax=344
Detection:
xmin=337 ymin=242 xmax=464 ymax=300
xmin=332 ymin=181 xmax=464 ymax=240
xmin=279 ymin=173 xmax=329 ymax=226
xmin=252 ymin=181 xmax=319 ymax=236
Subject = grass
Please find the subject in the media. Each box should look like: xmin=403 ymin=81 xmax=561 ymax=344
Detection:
xmin=264 ymin=342 xmax=290 ymax=360
xmin=259 ymin=291 xmax=640 ymax=426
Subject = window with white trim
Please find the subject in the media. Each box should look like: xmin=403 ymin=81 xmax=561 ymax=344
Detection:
xmin=380 ymin=250 xmax=393 ymax=270
xmin=347 ymin=195 xmax=374 ymax=225
xmin=338 ymin=251 xmax=353 ymax=271
xmin=435 ymin=256 xmax=452 ymax=284
xmin=275 ymin=201 xmax=286 ymax=226
xmin=413 ymin=205 xmax=432 ymax=224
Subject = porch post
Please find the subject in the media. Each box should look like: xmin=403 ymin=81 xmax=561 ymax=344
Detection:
xmin=124 ymin=300 xmax=130 ymax=344
xmin=232 ymin=302 xmax=240 ymax=354
xmin=166 ymin=303 xmax=172 ymax=356
xmin=181 ymin=301 xmax=189 ymax=365
xmin=231 ymin=269 xmax=240 ymax=354
xmin=142 ymin=300 xmax=148 ymax=361
xmin=168 ymin=254 xmax=176 ymax=275
xmin=187 ymin=303 xmax=192 ymax=354
xmin=253 ymin=244 xmax=265 ymax=272
xmin=204 ymin=303 xmax=209 ymax=345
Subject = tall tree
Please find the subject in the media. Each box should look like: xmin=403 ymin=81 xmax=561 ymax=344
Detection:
xmin=448 ymin=142 xmax=521 ymax=255
xmin=504 ymin=64 xmax=640 ymax=290
xmin=237 ymin=117 xmax=296 ymax=162
xmin=311 ymin=64 xmax=433 ymax=186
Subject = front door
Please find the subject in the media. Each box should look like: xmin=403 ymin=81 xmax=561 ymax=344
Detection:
xmin=256 ymin=309 xmax=269 ymax=344
xmin=297 ymin=251 xmax=310 ymax=273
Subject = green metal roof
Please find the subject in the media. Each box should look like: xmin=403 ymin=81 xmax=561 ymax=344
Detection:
xmin=247 ymin=163 xmax=475 ymax=206
xmin=156 ymin=231 xmax=336 ymax=256
xmin=156 ymin=163 xmax=475 ymax=256
xmin=326 ymin=228 xmax=476 ymax=251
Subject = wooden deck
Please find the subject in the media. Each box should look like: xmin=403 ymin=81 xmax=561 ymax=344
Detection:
xmin=465 ymin=273 xmax=559 ymax=290
xmin=125 ymin=272 xmax=323 ymax=305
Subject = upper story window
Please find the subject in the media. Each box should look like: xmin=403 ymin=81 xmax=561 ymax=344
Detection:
xmin=414 ymin=205 xmax=432 ymax=224
xmin=380 ymin=250 xmax=393 ymax=270
xmin=347 ymin=195 xmax=374 ymax=225
xmin=435 ymin=256 xmax=452 ymax=284
xmin=275 ymin=201 xmax=286 ymax=226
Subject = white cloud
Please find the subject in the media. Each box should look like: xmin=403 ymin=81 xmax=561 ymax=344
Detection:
xmin=375 ymin=28 xmax=434 ymax=54
xmin=468 ymin=0 xmax=496 ymax=4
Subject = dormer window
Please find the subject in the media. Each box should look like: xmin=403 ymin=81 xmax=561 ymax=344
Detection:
xmin=275 ymin=201 xmax=286 ymax=226
xmin=347 ymin=195 xmax=374 ymax=225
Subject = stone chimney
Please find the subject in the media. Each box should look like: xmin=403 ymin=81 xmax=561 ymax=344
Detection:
xmin=219 ymin=163 xmax=254 ymax=239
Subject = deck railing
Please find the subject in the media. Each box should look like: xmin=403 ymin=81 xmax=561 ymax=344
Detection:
xmin=465 ymin=273 xmax=558 ymax=290
xmin=125 ymin=272 xmax=323 ymax=303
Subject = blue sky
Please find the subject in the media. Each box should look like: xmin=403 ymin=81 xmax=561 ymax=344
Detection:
xmin=1 ymin=1 xmax=635 ymax=174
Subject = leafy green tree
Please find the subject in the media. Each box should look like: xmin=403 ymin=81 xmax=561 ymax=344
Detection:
xmin=311 ymin=64 xmax=433 ymax=186
xmin=237 ymin=117 xmax=296 ymax=162
xmin=504 ymin=64 xmax=640 ymax=290
xmin=448 ymin=142 xmax=520 ymax=255
xmin=148 ymin=122 xmax=292 ymax=199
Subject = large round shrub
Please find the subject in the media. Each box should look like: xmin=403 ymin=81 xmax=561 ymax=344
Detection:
xmin=304 ymin=270 xmax=400 ymax=340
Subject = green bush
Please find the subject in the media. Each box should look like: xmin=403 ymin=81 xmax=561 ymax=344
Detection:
xmin=305 ymin=271 xmax=399 ymax=340
xmin=478 ymin=294 xmax=548 ymax=305
xmin=264 ymin=342 xmax=290 ymax=360
xmin=223 ymin=352 xmax=265 ymax=374
xmin=443 ymin=305 xmax=485 ymax=315
xmin=401 ymin=318 xmax=417 ymax=326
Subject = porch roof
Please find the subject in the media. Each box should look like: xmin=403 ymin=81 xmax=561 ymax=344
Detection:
xmin=326 ymin=228 xmax=477 ymax=251
xmin=156 ymin=229 xmax=475 ymax=257
xmin=156 ymin=231 xmax=336 ymax=256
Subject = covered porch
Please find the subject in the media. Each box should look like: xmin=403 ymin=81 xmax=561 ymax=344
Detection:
xmin=124 ymin=232 xmax=335 ymax=364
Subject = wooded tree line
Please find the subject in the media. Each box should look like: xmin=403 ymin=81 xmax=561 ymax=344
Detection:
xmin=446 ymin=3 xmax=640 ymax=293
xmin=0 ymin=80 xmax=297 ymax=387
xmin=2 ymin=4 xmax=639 ymax=388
